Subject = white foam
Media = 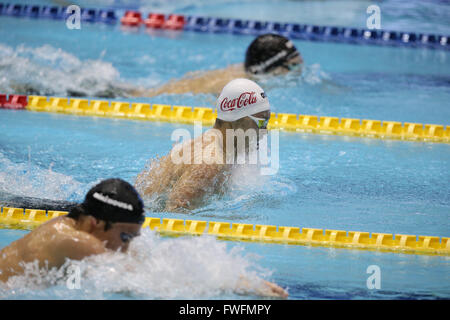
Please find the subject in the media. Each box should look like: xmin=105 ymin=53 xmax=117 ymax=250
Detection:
xmin=301 ymin=63 xmax=332 ymax=85
xmin=0 ymin=152 xmax=85 ymax=201
xmin=137 ymin=158 xmax=297 ymax=215
xmin=255 ymin=63 xmax=331 ymax=91
xmin=0 ymin=43 xmax=133 ymax=97
xmin=0 ymin=230 xmax=274 ymax=299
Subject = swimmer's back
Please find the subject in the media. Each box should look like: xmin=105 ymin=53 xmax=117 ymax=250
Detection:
xmin=133 ymin=64 xmax=246 ymax=97
xmin=0 ymin=216 xmax=105 ymax=282
xmin=136 ymin=129 xmax=230 ymax=211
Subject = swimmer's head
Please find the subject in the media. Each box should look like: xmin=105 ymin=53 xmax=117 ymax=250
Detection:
xmin=81 ymin=178 xmax=145 ymax=224
xmin=245 ymin=34 xmax=303 ymax=75
xmin=214 ymin=78 xmax=271 ymax=151
xmin=68 ymin=178 xmax=145 ymax=251
xmin=216 ymin=78 xmax=270 ymax=123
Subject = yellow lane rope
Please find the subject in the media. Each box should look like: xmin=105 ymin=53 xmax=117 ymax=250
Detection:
xmin=1 ymin=207 xmax=448 ymax=256
xmin=25 ymin=96 xmax=450 ymax=143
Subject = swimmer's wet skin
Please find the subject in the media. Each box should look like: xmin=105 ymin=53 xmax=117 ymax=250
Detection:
xmin=135 ymin=78 xmax=271 ymax=212
xmin=0 ymin=178 xmax=145 ymax=282
xmin=0 ymin=178 xmax=288 ymax=298
xmin=132 ymin=33 xmax=303 ymax=97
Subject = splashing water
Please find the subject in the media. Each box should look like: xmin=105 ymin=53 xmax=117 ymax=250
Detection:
xmin=256 ymin=63 xmax=331 ymax=89
xmin=194 ymin=165 xmax=297 ymax=219
xmin=0 ymin=230 xmax=275 ymax=299
xmin=0 ymin=152 xmax=86 ymax=202
xmin=137 ymin=155 xmax=297 ymax=219
xmin=0 ymin=43 xmax=133 ymax=98
xmin=301 ymin=63 xmax=332 ymax=85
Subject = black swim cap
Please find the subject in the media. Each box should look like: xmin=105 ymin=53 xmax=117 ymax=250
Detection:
xmin=80 ymin=178 xmax=145 ymax=224
xmin=245 ymin=33 xmax=300 ymax=75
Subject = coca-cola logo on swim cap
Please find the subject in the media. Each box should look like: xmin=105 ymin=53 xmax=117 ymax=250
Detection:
xmin=220 ymin=91 xmax=257 ymax=112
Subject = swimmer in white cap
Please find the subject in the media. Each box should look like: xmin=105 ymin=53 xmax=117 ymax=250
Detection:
xmin=131 ymin=33 xmax=303 ymax=97
xmin=135 ymin=78 xmax=271 ymax=211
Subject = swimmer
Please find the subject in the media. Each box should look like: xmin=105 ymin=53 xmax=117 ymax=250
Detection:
xmin=0 ymin=178 xmax=288 ymax=297
xmin=135 ymin=78 xmax=271 ymax=211
xmin=131 ymin=33 xmax=303 ymax=97
xmin=0 ymin=178 xmax=145 ymax=282
xmin=13 ymin=34 xmax=301 ymax=99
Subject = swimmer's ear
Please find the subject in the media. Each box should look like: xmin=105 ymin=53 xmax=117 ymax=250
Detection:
xmin=93 ymin=218 xmax=106 ymax=229
xmin=87 ymin=215 xmax=104 ymax=232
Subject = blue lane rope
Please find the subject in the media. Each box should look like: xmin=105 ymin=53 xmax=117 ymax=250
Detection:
xmin=0 ymin=3 xmax=118 ymax=23
xmin=0 ymin=2 xmax=448 ymax=50
xmin=183 ymin=16 xmax=449 ymax=50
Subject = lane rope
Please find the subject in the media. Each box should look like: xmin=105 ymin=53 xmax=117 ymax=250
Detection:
xmin=8 ymin=94 xmax=448 ymax=144
xmin=0 ymin=3 xmax=448 ymax=50
xmin=0 ymin=206 xmax=448 ymax=256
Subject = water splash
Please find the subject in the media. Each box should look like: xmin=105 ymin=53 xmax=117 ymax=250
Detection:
xmin=193 ymin=165 xmax=297 ymax=219
xmin=0 ymin=230 xmax=274 ymax=299
xmin=256 ymin=63 xmax=331 ymax=90
xmin=0 ymin=43 xmax=133 ymax=98
xmin=301 ymin=63 xmax=332 ymax=85
xmin=137 ymin=157 xmax=297 ymax=218
xmin=0 ymin=152 xmax=86 ymax=202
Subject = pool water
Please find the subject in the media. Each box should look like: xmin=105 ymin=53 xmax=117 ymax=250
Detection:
xmin=0 ymin=0 xmax=449 ymax=299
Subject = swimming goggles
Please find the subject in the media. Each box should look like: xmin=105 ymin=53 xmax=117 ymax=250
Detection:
xmin=282 ymin=51 xmax=303 ymax=72
xmin=120 ymin=232 xmax=138 ymax=243
xmin=248 ymin=115 xmax=269 ymax=129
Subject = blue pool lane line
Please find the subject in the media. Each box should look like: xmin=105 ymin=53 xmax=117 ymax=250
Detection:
xmin=0 ymin=3 xmax=117 ymax=23
xmin=183 ymin=16 xmax=448 ymax=50
xmin=0 ymin=2 xmax=449 ymax=50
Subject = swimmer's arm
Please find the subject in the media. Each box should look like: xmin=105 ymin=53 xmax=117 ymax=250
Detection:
xmin=131 ymin=64 xmax=246 ymax=97
xmin=50 ymin=235 xmax=106 ymax=266
xmin=236 ymin=276 xmax=288 ymax=298
xmin=166 ymin=164 xmax=224 ymax=211
xmin=135 ymin=155 xmax=174 ymax=195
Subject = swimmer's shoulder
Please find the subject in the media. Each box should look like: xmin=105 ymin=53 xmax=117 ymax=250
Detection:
xmin=204 ymin=63 xmax=247 ymax=81
xmin=2 ymin=217 xmax=104 ymax=267
xmin=185 ymin=63 xmax=244 ymax=78
xmin=43 ymin=217 xmax=106 ymax=262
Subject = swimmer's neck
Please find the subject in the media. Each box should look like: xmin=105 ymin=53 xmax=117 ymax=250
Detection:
xmin=213 ymin=121 xmax=229 ymax=149
xmin=64 ymin=215 xmax=101 ymax=234
xmin=212 ymin=120 xmax=257 ymax=156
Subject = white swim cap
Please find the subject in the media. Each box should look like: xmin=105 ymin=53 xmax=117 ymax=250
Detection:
xmin=216 ymin=78 xmax=270 ymax=122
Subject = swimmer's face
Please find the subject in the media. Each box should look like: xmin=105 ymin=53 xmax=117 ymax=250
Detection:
xmin=96 ymin=221 xmax=142 ymax=252
xmin=267 ymin=53 xmax=303 ymax=76
xmin=244 ymin=110 xmax=271 ymax=136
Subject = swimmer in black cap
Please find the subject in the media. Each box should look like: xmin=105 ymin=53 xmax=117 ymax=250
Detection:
xmin=0 ymin=178 xmax=288 ymax=297
xmin=131 ymin=33 xmax=303 ymax=97
xmin=245 ymin=33 xmax=303 ymax=75
xmin=0 ymin=178 xmax=145 ymax=282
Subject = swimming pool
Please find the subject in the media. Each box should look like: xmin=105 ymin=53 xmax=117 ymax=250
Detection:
xmin=0 ymin=0 xmax=449 ymax=299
